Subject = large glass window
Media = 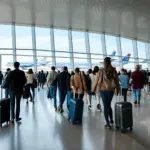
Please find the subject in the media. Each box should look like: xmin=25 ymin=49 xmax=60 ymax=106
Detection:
xmin=0 ymin=25 xmax=12 ymax=48
xmin=72 ymin=31 xmax=86 ymax=53
xmin=37 ymin=57 xmax=52 ymax=71
xmin=17 ymin=50 xmax=33 ymax=56
xmin=137 ymin=41 xmax=146 ymax=59
xmin=54 ymin=29 xmax=69 ymax=52
xmin=36 ymin=51 xmax=52 ymax=57
xmin=36 ymin=27 xmax=51 ymax=50
xmin=74 ymin=58 xmax=88 ymax=69
xmin=16 ymin=26 xmax=33 ymax=49
xmin=105 ymin=35 xmax=118 ymax=56
xmin=89 ymin=33 xmax=103 ymax=54
xmin=2 ymin=55 xmax=13 ymax=71
xmin=56 ymin=57 xmax=71 ymax=69
xmin=121 ymin=38 xmax=134 ymax=57
xmin=55 ymin=52 xmax=70 ymax=57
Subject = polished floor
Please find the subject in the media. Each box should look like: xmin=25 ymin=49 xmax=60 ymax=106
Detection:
xmin=0 ymin=89 xmax=150 ymax=150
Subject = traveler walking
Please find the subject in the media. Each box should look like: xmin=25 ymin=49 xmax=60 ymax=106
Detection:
xmin=119 ymin=69 xmax=129 ymax=102
xmin=47 ymin=66 xmax=58 ymax=111
xmin=4 ymin=68 xmax=11 ymax=98
xmin=55 ymin=66 xmax=70 ymax=113
xmin=88 ymin=66 xmax=102 ymax=111
xmin=39 ymin=70 xmax=46 ymax=89
xmin=0 ymin=71 xmax=3 ymax=86
xmin=131 ymin=65 xmax=144 ymax=105
xmin=93 ymin=57 xmax=120 ymax=128
xmin=26 ymin=69 xmax=35 ymax=103
xmin=70 ymin=67 xmax=87 ymax=101
xmin=5 ymin=62 xmax=26 ymax=123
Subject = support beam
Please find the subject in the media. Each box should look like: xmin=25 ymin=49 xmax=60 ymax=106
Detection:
xmin=132 ymin=40 xmax=138 ymax=68
xmin=68 ymin=30 xmax=74 ymax=70
xmin=50 ymin=28 xmax=56 ymax=67
xmin=32 ymin=26 xmax=37 ymax=72
xmin=12 ymin=24 xmax=16 ymax=62
xmin=85 ymin=32 xmax=92 ymax=69
xmin=101 ymin=34 xmax=107 ymax=58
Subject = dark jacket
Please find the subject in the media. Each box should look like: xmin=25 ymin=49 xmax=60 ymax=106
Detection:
xmin=131 ymin=70 xmax=144 ymax=89
xmin=39 ymin=72 xmax=46 ymax=83
xmin=6 ymin=69 xmax=27 ymax=94
xmin=55 ymin=71 xmax=70 ymax=91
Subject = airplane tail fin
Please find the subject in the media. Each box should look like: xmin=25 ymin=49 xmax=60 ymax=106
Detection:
xmin=111 ymin=51 xmax=116 ymax=56
xmin=122 ymin=54 xmax=131 ymax=62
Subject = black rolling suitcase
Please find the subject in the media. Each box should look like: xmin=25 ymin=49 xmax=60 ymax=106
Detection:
xmin=0 ymin=91 xmax=10 ymax=127
xmin=115 ymin=98 xmax=133 ymax=133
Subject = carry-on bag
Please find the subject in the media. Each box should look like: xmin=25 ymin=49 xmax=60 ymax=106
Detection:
xmin=115 ymin=94 xmax=133 ymax=133
xmin=22 ymin=86 xmax=30 ymax=99
xmin=68 ymin=98 xmax=84 ymax=124
xmin=0 ymin=89 xmax=10 ymax=127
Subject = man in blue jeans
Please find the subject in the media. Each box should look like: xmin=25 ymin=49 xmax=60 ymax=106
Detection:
xmin=47 ymin=66 xmax=58 ymax=111
xmin=55 ymin=66 xmax=70 ymax=113
xmin=131 ymin=65 xmax=144 ymax=105
xmin=6 ymin=62 xmax=26 ymax=124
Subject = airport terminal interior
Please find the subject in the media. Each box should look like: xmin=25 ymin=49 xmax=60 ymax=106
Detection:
xmin=0 ymin=0 xmax=150 ymax=149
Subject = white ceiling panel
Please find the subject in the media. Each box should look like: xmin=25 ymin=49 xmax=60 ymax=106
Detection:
xmin=0 ymin=0 xmax=150 ymax=42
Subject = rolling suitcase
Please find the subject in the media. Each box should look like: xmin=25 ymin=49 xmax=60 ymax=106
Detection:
xmin=68 ymin=98 xmax=84 ymax=124
xmin=0 ymin=89 xmax=10 ymax=127
xmin=115 ymin=101 xmax=133 ymax=133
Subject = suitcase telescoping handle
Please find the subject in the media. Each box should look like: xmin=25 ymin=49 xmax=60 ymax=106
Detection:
xmin=116 ymin=88 xmax=122 ymax=102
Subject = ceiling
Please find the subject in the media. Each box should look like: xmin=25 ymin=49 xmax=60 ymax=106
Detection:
xmin=0 ymin=0 xmax=150 ymax=42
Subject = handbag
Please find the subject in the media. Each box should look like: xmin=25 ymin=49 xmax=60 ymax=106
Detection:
xmin=22 ymin=86 xmax=30 ymax=99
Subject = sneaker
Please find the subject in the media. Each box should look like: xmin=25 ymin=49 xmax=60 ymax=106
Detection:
xmin=88 ymin=105 xmax=92 ymax=110
xmin=134 ymin=101 xmax=137 ymax=105
xmin=105 ymin=124 xmax=111 ymax=129
xmin=10 ymin=120 xmax=15 ymax=124
xmin=110 ymin=120 xmax=114 ymax=125
xmin=97 ymin=104 xmax=102 ymax=112
xmin=16 ymin=118 xmax=22 ymax=122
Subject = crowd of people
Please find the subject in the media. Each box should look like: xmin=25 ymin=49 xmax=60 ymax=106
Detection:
xmin=1 ymin=57 xmax=150 ymax=128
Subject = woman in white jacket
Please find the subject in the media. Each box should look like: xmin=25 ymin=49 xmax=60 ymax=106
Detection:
xmin=88 ymin=66 xmax=102 ymax=111
xmin=26 ymin=69 xmax=35 ymax=103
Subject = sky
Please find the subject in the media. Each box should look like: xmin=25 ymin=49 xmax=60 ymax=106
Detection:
xmin=0 ymin=24 xmax=148 ymax=71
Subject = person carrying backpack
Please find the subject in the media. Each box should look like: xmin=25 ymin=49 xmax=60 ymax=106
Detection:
xmin=93 ymin=57 xmax=120 ymax=128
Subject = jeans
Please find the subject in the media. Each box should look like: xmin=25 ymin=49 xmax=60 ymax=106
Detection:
xmin=58 ymin=88 xmax=67 ymax=108
xmin=50 ymin=86 xmax=57 ymax=108
xmin=5 ymin=88 xmax=9 ymax=98
xmin=132 ymin=88 xmax=141 ymax=101
xmin=27 ymin=84 xmax=35 ymax=101
xmin=100 ymin=90 xmax=114 ymax=124
xmin=74 ymin=93 xmax=84 ymax=100
xmin=9 ymin=92 xmax=22 ymax=120
xmin=122 ymin=88 xmax=128 ymax=102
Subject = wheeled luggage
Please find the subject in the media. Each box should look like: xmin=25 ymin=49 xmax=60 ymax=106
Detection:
xmin=23 ymin=86 xmax=30 ymax=99
xmin=115 ymin=101 xmax=133 ymax=132
xmin=68 ymin=98 xmax=84 ymax=124
xmin=0 ymin=98 xmax=10 ymax=127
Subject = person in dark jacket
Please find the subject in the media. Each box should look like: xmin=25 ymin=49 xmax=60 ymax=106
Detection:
xmin=0 ymin=71 xmax=3 ymax=86
xmin=4 ymin=68 xmax=11 ymax=98
xmin=39 ymin=70 xmax=46 ymax=89
xmin=6 ymin=62 xmax=26 ymax=124
xmin=131 ymin=65 xmax=144 ymax=105
xmin=55 ymin=66 xmax=70 ymax=113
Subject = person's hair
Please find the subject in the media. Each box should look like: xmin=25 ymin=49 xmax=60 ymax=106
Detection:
xmin=104 ymin=57 xmax=112 ymax=69
xmin=41 ymin=70 xmax=43 ymax=73
xmin=136 ymin=65 xmax=140 ymax=70
xmin=14 ymin=62 xmax=20 ymax=69
xmin=93 ymin=66 xmax=99 ymax=74
xmin=75 ymin=68 xmax=80 ymax=73
xmin=0 ymin=71 xmax=2 ymax=74
xmin=88 ymin=69 xmax=92 ymax=74
xmin=71 ymin=71 xmax=75 ymax=76
xmin=51 ymin=66 xmax=55 ymax=71
xmin=28 ymin=68 xmax=33 ymax=74
xmin=63 ymin=66 xmax=68 ymax=71
xmin=7 ymin=68 xmax=11 ymax=72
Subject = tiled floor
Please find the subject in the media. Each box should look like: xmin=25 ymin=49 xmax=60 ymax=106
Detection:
xmin=0 ymin=89 xmax=150 ymax=150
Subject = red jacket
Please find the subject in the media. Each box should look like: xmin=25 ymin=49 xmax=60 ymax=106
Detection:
xmin=131 ymin=70 xmax=144 ymax=89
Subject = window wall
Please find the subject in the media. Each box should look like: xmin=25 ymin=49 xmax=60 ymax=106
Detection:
xmin=0 ymin=24 xmax=149 ymax=72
